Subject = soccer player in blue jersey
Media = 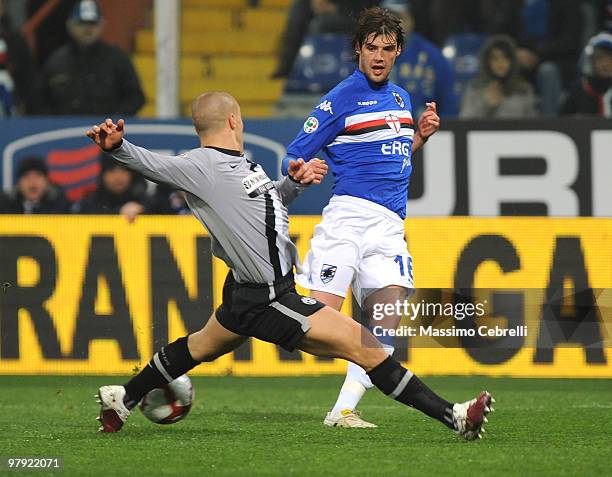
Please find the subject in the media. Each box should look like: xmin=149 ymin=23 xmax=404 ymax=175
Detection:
xmin=283 ymin=7 xmax=441 ymax=427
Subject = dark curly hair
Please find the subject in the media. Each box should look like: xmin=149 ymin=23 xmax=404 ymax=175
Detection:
xmin=352 ymin=7 xmax=404 ymax=51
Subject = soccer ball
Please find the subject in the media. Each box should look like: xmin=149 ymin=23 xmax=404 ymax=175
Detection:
xmin=139 ymin=374 xmax=194 ymax=424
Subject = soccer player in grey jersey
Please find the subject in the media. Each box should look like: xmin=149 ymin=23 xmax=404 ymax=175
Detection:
xmin=89 ymin=92 xmax=494 ymax=440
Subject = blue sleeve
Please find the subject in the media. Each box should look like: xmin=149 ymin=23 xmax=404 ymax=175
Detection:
xmin=434 ymin=54 xmax=459 ymax=117
xmin=283 ymin=95 xmax=344 ymax=174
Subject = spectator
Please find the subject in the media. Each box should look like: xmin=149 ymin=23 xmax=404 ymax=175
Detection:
xmin=0 ymin=157 xmax=70 ymax=214
xmin=563 ymin=32 xmax=612 ymax=117
xmin=41 ymin=0 xmax=144 ymax=116
xmin=73 ymin=153 xmax=148 ymax=221
xmin=0 ymin=0 xmax=40 ymax=115
xmin=428 ymin=0 xmax=580 ymax=115
xmin=271 ymin=0 xmax=379 ymax=79
xmin=460 ymin=35 xmax=537 ymax=119
xmin=480 ymin=0 xmax=582 ymax=115
xmin=384 ymin=0 xmax=458 ymax=117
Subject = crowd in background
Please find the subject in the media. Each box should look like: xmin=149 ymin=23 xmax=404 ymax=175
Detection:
xmin=0 ymin=0 xmax=609 ymax=120
xmin=0 ymin=0 xmax=611 ymax=217
xmin=1 ymin=0 xmax=144 ymax=117
xmin=0 ymin=153 xmax=190 ymax=219
xmin=275 ymin=0 xmax=612 ymax=118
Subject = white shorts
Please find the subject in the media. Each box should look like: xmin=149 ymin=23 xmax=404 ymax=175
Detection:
xmin=296 ymin=195 xmax=414 ymax=305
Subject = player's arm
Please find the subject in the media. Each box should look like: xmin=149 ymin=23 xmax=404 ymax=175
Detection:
xmin=281 ymin=96 xmax=343 ymax=175
xmin=413 ymin=102 xmax=440 ymax=153
xmin=86 ymin=118 xmax=209 ymax=195
xmin=273 ymin=158 xmax=328 ymax=206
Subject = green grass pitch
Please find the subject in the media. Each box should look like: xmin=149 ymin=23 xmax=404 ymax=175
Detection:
xmin=0 ymin=375 xmax=610 ymax=476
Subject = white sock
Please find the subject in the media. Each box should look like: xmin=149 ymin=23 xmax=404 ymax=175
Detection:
xmin=329 ymin=345 xmax=395 ymax=418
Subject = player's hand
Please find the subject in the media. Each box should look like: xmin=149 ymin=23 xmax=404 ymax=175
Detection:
xmin=86 ymin=118 xmax=125 ymax=151
xmin=417 ymin=102 xmax=440 ymax=139
xmin=288 ymin=158 xmax=328 ymax=185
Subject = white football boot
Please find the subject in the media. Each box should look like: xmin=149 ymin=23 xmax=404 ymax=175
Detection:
xmin=323 ymin=409 xmax=378 ymax=428
xmin=96 ymin=385 xmax=131 ymax=433
xmin=452 ymin=391 xmax=495 ymax=440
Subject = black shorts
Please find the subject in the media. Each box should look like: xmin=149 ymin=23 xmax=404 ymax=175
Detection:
xmin=215 ymin=271 xmax=325 ymax=351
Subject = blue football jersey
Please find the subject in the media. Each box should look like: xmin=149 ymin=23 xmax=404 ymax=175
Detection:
xmin=285 ymin=69 xmax=414 ymax=218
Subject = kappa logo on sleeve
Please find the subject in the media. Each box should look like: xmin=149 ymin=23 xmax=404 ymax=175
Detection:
xmin=303 ymin=117 xmax=319 ymax=134
xmin=316 ymin=100 xmax=334 ymax=115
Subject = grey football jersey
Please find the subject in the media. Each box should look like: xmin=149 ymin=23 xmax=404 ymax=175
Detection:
xmin=110 ymin=140 xmax=306 ymax=284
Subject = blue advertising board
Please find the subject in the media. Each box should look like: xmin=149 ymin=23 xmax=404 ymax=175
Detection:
xmin=2 ymin=117 xmax=611 ymax=216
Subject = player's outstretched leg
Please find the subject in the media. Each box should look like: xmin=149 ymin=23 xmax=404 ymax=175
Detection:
xmin=299 ymin=307 xmax=495 ymax=440
xmin=96 ymin=313 xmax=246 ymax=432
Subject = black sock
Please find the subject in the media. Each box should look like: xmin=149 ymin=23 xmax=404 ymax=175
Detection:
xmin=367 ymin=356 xmax=455 ymax=430
xmin=123 ymin=336 xmax=199 ymax=409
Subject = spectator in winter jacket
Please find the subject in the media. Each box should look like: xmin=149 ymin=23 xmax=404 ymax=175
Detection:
xmin=0 ymin=156 xmax=70 ymax=214
xmin=563 ymin=32 xmax=612 ymax=117
xmin=41 ymin=0 xmax=144 ymax=116
xmin=460 ymin=35 xmax=537 ymax=119
xmin=72 ymin=153 xmax=148 ymax=221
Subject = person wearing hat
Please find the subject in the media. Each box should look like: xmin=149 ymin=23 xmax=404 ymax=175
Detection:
xmin=72 ymin=153 xmax=148 ymax=221
xmin=0 ymin=156 xmax=70 ymax=214
xmin=40 ymin=0 xmax=144 ymax=116
xmin=563 ymin=32 xmax=612 ymax=117
xmin=383 ymin=0 xmax=458 ymax=117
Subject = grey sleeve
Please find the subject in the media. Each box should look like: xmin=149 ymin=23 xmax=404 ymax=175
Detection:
xmin=273 ymin=176 xmax=307 ymax=206
xmin=109 ymin=140 xmax=211 ymax=196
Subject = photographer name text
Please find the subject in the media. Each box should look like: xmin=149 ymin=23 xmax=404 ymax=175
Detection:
xmin=372 ymin=325 xmax=528 ymax=338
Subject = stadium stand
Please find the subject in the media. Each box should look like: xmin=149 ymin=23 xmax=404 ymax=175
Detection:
xmin=442 ymin=32 xmax=486 ymax=110
xmin=133 ymin=0 xmax=291 ymax=118
xmin=284 ymin=32 xmax=354 ymax=93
